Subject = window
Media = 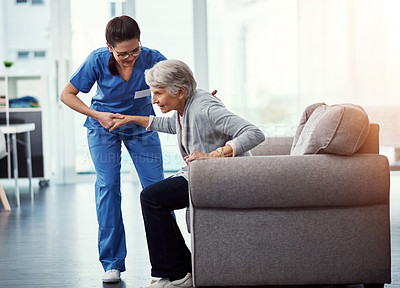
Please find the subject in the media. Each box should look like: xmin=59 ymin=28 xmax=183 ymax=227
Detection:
xmin=207 ymin=0 xmax=298 ymax=137
xmin=110 ymin=3 xmax=116 ymax=16
xmin=57 ymin=0 xmax=400 ymax=178
xmin=34 ymin=50 xmax=46 ymax=58
xmin=110 ymin=1 xmax=126 ymax=17
xmin=206 ymin=0 xmax=400 ymax=164
xmin=15 ymin=0 xmax=44 ymax=3
xmin=17 ymin=51 xmax=30 ymax=59
xmin=135 ymin=0 xmax=194 ymax=172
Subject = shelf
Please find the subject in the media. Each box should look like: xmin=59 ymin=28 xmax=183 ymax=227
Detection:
xmin=0 ymin=75 xmax=41 ymax=79
xmin=0 ymin=107 xmax=42 ymax=112
xmin=0 ymin=73 xmax=46 ymax=179
xmin=0 ymin=74 xmax=43 ymax=110
xmin=0 ymin=74 xmax=41 ymax=80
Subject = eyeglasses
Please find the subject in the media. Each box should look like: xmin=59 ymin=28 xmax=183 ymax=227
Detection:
xmin=111 ymin=43 xmax=143 ymax=60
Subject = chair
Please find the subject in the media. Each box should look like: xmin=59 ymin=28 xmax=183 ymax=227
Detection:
xmin=0 ymin=128 xmax=11 ymax=211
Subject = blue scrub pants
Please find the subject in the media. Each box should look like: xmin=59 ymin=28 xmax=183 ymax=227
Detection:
xmin=87 ymin=127 xmax=164 ymax=272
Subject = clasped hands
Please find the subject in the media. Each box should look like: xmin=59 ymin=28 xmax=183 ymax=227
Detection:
xmin=101 ymin=112 xmax=220 ymax=164
xmin=96 ymin=111 xmax=125 ymax=130
xmin=100 ymin=89 xmax=220 ymax=162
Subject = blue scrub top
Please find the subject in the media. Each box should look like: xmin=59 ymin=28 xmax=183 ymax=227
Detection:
xmin=70 ymin=46 xmax=166 ymax=134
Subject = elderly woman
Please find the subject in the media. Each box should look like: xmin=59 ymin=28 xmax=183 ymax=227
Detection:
xmin=110 ymin=59 xmax=265 ymax=288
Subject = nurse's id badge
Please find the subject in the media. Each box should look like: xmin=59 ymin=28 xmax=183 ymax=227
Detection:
xmin=134 ymin=89 xmax=151 ymax=99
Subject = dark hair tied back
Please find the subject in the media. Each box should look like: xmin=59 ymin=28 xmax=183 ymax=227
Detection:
xmin=106 ymin=15 xmax=141 ymax=75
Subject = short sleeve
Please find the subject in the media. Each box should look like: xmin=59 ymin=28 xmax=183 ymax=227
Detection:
xmin=151 ymin=49 xmax=167 ymax=66
xmin=70 ymin=50 xmax=100 ymax=93
xmin=141 ymin=48 xmax=167 ymax=70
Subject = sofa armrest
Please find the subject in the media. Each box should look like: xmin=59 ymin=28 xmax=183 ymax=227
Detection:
xmin=189 ymin=154 xmax=389 ymax=209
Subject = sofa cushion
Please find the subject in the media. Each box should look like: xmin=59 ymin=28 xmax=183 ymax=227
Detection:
xmin=290 ymin=103 xmax=370 ymax=156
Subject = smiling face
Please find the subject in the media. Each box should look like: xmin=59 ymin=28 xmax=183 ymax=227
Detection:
xmin=151 ymin=87 xmax=187 ymax=115
xmin=107 ymin=38 xmax=141 ymax=68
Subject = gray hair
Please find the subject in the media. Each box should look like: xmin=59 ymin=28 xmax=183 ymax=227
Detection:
xmin=145 ymin=59 xmax=197 ymax=98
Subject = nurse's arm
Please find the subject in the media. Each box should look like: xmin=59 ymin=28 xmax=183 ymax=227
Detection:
xmin=60 ymin=82 xmax=122 ymax=129
xmin=109 ymin=115 xmax=149 ymax=132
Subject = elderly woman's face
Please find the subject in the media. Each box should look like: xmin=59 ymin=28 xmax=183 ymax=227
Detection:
xmin=151 ymin=87 xmax=183 ymax=114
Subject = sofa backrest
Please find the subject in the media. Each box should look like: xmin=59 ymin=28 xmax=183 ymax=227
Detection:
xmin=250 ymin=136 xmax=292 ymax=156
xmin=251 ymin=123 xmax=379 ymax=156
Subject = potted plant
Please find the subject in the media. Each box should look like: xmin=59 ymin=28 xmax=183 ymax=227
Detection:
xmin=3 ymin=61 xmax=14 ymax=68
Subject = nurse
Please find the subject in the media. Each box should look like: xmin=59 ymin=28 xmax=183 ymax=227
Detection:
xmin=60 ymin=15 xmax=165 ymax=283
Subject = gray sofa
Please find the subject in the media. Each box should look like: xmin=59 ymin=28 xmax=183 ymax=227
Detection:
xmin=188 ymin=123 xmax=391 ymax=287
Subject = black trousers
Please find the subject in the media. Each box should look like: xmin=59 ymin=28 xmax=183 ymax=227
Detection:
xmin=140 ymin=176 xmax=192 ymax=279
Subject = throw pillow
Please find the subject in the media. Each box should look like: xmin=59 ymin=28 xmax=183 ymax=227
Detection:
xmin=290 ymin=103 xmax=370 ymax=156
xmin=291 ymin=102 xmax=325 ymax=150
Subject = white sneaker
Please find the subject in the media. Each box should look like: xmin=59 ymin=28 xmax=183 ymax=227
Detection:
xmin=144 ymin=273 xmax=193 ymax=288
xmin=102 ymin=269 xmax=121 ymax=283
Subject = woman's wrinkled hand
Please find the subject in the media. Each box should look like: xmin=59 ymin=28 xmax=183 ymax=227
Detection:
xmin=109 ymin=113 xmax=128 ymax=132
xmin=184 ymin=151 xmax=212 ymax=164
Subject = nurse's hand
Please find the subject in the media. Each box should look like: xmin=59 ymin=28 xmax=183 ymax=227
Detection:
xmin=95 ymin=111 xmax=124 ymax=129
xmin=109 ymin=115 xmax=130 ymax=132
